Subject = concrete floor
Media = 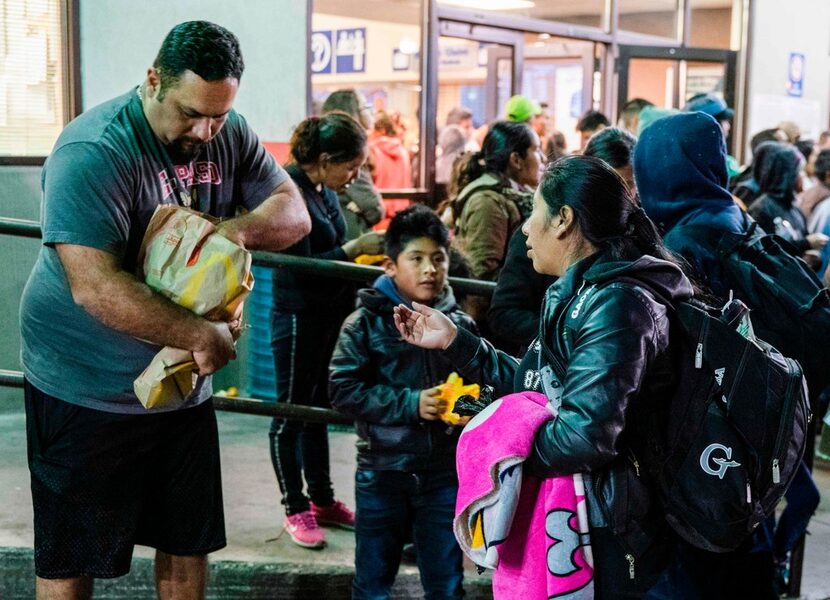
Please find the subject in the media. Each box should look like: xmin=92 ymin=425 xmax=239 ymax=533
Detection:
xmin=1 ymin=406 xmax=829 ymax=598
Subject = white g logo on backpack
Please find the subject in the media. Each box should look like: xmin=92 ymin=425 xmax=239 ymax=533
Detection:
xmin=699 ymin=443 xmax=741 ymax=479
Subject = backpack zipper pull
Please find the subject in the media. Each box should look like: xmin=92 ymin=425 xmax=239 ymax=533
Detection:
xmin=625 ymin=553 xmax=636 ymax=580
xmin=628 ymin=450 xmax=641 ymax=477
xmin=746 ymin=481 xmax=752 ymax=504
xmin=694 ymin=343 xmax=703 ymax=369
xmin=772 ymin=459 xmax=780 ymax=484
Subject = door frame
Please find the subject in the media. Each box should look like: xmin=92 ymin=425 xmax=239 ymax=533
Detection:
xmin=616 ymin=45 xmax=738 ymax=150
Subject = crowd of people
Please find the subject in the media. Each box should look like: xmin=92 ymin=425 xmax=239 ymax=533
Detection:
xmin=17 ymin=18 xmax=830 ymax=600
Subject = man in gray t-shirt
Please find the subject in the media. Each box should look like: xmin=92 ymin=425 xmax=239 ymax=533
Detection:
xmin=19 ymin=21 xmax=310 ymax=598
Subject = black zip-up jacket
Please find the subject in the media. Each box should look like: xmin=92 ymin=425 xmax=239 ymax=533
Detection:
xmin=444 ymin=251 xmax=694 ymax=560
xmin=329 ymin=284 xmax=478 ymax=471
xmin=273 ymin=164 xmax=352 ymax=312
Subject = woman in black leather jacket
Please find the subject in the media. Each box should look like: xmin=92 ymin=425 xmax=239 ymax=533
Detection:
xmin=394 ymin=155 xmax=695 ymax=598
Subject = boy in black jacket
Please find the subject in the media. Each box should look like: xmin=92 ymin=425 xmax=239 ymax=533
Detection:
xmin=329 ymin=205 xmax=475 ymax=600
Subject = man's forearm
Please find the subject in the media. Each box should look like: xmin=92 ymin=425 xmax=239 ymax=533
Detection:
xmin=220 ymin=180 xmax=311 ymax=251
xmin=75 ymin=267 xmax=212 ymax=352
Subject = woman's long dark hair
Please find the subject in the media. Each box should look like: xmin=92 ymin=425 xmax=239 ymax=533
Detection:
xmin=539 ymin=155 xmax=681 ymax=266
xmin=289 ymin=111 xmax=366 ymax=165
xmin=453 ymin=120 xmax=535 ymax=219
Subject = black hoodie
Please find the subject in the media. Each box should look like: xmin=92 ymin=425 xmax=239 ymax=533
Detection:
xmin=748 ymin=142 xmax=810 ymax=253
xmin=329 ymin=278 xmax=478 ymax=471
xmin=636 ymin=112 xmax=748 ymax=301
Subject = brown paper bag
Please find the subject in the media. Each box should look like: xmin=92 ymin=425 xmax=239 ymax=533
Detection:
xmin=134 ymin=205 xmax=254 ymax=409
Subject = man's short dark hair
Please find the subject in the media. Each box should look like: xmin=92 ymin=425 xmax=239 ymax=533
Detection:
xmin=815 ymin=149 xmax=830 ymax=181
xmin=576 ymin=110 xmax=610 ymax=133
xmin=153 ymin=21 xmax=244 ymax=99
xmin=446 ymin=106 xmax=473 ymax=126
xmin=583 ymin=127 xmax=637 ymax=169
xmin=385 ymin=205 xmax=449 ymax=261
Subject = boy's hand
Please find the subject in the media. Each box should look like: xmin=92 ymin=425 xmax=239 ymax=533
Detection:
xmin=419 ymin=385 xmax=444 ymax=421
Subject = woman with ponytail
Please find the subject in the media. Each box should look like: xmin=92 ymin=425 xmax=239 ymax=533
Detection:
xmin=269 ymin=112 xmax=383 ymax=548
xmin=394 ymin=155 xmax=695 ymax=597
xmin=452 ymin=120 xmax=542 ymax=282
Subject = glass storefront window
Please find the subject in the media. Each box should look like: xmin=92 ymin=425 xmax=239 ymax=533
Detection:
xmin=312 ymin=0 xmax=422 ymax=189
xmin=689 ymin=0 xmax=735 ymax=50
xmin=437 ymin=0 xmax=606 ymax=30
xmin=0 ymin=0 xmax=67 ymax=157
xmin=619 ymin=0 xmax=677 ymax=40
xmin=521 ymin=34 xmax=595 ymax=152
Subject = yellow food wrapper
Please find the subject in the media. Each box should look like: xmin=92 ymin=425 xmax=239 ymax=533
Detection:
xmin=133 ymin=205 xmax=254 ymax=409
xmin=355 ymin=254 xmax=386 ymax=266
xmin=437 ymin=372 xmax=480 ymax=425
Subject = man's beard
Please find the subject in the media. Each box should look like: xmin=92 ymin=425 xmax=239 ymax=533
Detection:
xmin=166 ymin=137 xmax=206 ymax=162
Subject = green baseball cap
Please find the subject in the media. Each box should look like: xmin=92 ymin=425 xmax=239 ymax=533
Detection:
xmin=504 ymin=95 xmax=542 ymax=122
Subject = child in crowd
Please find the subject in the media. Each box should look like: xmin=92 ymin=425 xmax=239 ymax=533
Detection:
xmin=329 ymin=205 xmax=475 ymax=600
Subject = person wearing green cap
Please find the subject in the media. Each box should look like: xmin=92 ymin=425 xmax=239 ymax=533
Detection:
xmin=504 ymin=95 xmax=546 ymax=140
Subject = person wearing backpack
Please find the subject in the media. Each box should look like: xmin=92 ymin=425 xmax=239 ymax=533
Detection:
xmin=452 ymin=120 xmax=541 ymax=283
xmin=395 ymin=155 xmax=695 ymax=598
xmin=636 ymin=111 xmax=816 ymax=599
xmin=748 ymin=141 xmax=828 ymax=267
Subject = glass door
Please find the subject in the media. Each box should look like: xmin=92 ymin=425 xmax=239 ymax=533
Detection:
xmin=617 ymin=45 xmax=737 ymax=150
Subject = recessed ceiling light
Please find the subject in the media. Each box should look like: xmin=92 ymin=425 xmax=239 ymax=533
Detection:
xmin=439 ymin=0 xmax=535 ymax=10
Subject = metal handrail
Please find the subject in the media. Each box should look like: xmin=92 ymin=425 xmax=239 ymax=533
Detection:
xmin=0 ymin=369 xmax=352 ymax=425
xmin=0 ymin=217 xmax=41 ymax=239
xmin=0 ymin=217 xmax=495 ymax=297
xmin=0 ymin=215 xmax=495 ymax=424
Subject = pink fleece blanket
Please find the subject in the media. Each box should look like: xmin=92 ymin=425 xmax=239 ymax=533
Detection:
xmin=454 ymin=391 xmax=594 ymax=599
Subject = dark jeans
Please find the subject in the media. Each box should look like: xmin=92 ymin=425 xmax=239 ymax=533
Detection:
xmin=269 ymin=310 xmax=345 ymax=515
xmin=646 ymin=537 xmax=776 ymax=600
xmin=759 ymin=460 xmax=821 ymax=561
xmin=352 ymin=469 xmax=464 ymax=600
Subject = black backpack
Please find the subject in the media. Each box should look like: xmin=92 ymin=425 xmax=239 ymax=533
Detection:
xmin=650 ymin=299 xmax=811 ymax=552
xmin=539 ymin=285 xmax=810 ymax=553
xmin=677 ymin=219 xmax=830 ymax=397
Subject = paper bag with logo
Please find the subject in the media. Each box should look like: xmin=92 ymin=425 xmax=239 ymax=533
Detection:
xmin=133 ymin=205 xmax=254 ymax=409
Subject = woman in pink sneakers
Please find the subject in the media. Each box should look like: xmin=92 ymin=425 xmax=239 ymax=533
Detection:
xmin=269 ymin=112 xmax=384 ymax=548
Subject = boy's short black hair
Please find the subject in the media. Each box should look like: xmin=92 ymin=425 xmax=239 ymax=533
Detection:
xmin=385 ymin=205 xmax=449 ymax=261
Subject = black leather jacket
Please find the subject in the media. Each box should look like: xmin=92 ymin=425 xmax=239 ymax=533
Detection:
xmin=445 ymin=250 xmax=694 ymax=559
xmin=329 ymin=284 xmax=478 ymax=471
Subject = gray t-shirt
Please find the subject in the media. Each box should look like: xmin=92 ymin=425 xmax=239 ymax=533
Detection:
xmin=20 ymin=88 xmax=287 ymax=414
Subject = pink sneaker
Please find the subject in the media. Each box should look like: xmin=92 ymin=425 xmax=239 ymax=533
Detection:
xmin=283 ymin=511 xmax=326 ymax=549
xmin=311 ymin=500 xmax=356 ymax=530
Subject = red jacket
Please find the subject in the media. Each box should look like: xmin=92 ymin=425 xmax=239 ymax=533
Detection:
xmin=370 ymin=136 xmax=411 ymax=189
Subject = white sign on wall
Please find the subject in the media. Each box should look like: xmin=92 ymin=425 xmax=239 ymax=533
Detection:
xmin=311 ymin=27 xmax=366 ymax=75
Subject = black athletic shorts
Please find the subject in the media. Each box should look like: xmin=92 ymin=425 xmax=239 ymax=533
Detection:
xmin=24 ymin=380 xmax=226 ymax=579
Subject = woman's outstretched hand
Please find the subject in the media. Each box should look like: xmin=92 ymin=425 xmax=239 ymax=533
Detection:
xmin=393 ymin=302 xmax=458 ymax=350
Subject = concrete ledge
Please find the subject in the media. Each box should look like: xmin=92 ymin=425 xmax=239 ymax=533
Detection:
xmin=0 ymin=547 xmax=494 ymax=599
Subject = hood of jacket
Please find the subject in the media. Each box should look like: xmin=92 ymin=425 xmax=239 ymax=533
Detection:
xmin=754 ymin=141 xmax=804 ymax=207
xmin=357 ymin=275 xmax=458 ymax=315
xmin=548 ymin=249 xmax=694 ymax=313
xmin=371 ymin=136 xmax=407 ymax=160
xmin=635 ymin=112 xmax=744 ymax=234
